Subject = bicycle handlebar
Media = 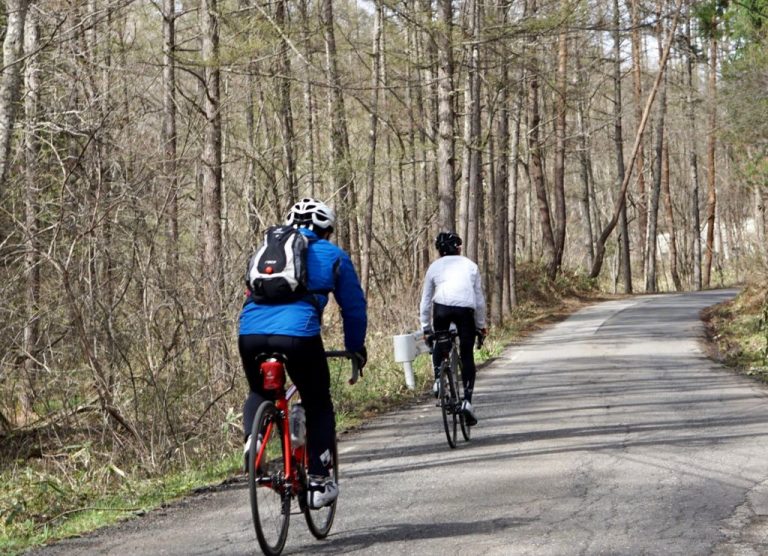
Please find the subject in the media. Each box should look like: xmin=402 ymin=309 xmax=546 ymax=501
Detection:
xmin=325 ymin=350 xmax=361 ymax=385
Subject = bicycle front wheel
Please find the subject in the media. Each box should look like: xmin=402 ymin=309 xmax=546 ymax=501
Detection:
xmin=303 ymin=435 xmax=339 ymax=538
xmin=440 ymin=364 xmax=458 ymax=449
xmin=249 ymin=401 xmax=290 ymax=556
xmin=453 ymin=351 xmax=470 ymax=441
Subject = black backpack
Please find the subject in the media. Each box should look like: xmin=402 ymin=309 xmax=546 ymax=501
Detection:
xmin=245 ymin=225 xmax=310 ymax=303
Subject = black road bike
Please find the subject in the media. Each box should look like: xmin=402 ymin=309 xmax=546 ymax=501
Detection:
xmin=431 ymin=330 xmax=471 ymax=448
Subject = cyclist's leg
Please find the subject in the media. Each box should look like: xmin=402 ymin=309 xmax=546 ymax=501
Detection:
xmin=453 ymin=308 xmax=478 ymax=402
xmin=239 ymin=334 xmax=272 ymax=441
xmin=279 ymin=335 xmax=335 ymax=478
xmin=431 ymin=303 xmax=454 ymax=378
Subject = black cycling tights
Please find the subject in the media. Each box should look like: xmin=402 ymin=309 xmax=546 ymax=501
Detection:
xmin=431 ymin=303 xmax=477 ymax=402
xmin=239 ymin=334 xmax=334 ymax=477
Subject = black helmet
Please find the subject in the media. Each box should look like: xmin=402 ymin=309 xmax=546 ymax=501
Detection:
xmin=435 ymin=231 xmax=462 ymax=256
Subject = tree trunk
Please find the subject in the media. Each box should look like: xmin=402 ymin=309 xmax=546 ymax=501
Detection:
xmin=436 ymin=0 xmax=456 ymax=232
xmin=526 ymin=0 xmax=556 ymax=271
xmin=361 ymin=0 xmax=383 ymax=293
xmin=419 ymin=0 xmax=439 ymax=272
xmin=507 ymin=81 xmax=522 ymax=309
xmin=22 ymin=5 xmax=40 ymax=420
xmin=275 ymin=0 xmax=297 ymax=204
xmin=630 ymin=0 xmax=648 ymax=265
xmin=661 ymin=137 xmax=682 ymax=290
xmin=200 ymin=0 xmax=223 ymax=302
xmin=575 ymin=57 xmax=595 ymax=271
xmin=460 ymin=67 xmax=471 ymax=243
xmin=703 ymin=26 xmax=718 ymax=287
xmin=644 ymin=1 xmax=668 ymax=293
xmin=321 ymin=0 xmax=357 ymax=255
xmin=163 ymin=0 xmax=179 ymax=268
xmin=493 ymin=0 xmax=510 ymax=325
xmin=551 ymin=28 xmax=568 ymax=280
xmin=528 ymin=61 xmax=556 ymax=270
xmin=685 ymin=0 xmax=702 ymax=290
xmin=613 ymin=0 xmax=632 ymax=293
xmin=299 ymin=0 xmax=317 ymax=195
xmin=466 ymin=0 xmax=481 ymax=260
xmin=0 ymin=0 xmax=29 ymax=193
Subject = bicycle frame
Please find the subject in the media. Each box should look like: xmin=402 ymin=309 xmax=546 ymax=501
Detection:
xmin=252 ymin=362 xmax=303 ymax=495
xmin=429 ymin=329 xmax=469 ymax=448
xmin=249 ymin=350 xmax=356 ymax=555
xmin=252 ymin=350 xmax=359 ymax=494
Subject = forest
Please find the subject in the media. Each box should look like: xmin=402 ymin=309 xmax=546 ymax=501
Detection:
xmin=0 ymin=0 xmax=767 ymax=544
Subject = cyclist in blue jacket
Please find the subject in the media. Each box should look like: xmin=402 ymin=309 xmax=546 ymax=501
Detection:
xmin=239 ymin=198 xmax=367 ymax=509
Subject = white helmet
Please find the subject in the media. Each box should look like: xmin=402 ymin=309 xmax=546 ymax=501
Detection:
xmin=285 ymin=197 xmax=336 ymax=231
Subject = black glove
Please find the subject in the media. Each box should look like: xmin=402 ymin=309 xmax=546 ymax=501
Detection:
xmin=422 ymin=327 xmax=434 ymax=351
xmin=352 ymin=346 xmax=368 ymax=370
xmin=475 ymin=328 xmax=487 ymax=349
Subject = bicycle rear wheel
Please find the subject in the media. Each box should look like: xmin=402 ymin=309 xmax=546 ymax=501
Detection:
xmin=440 ymin=364 xmax=458 ymax=449
xmin=452 ymin=349 xmax=470 ymax=441
xmin=249 ymin=401 xmax=290 ymax=556
xmin=303 ymin=435 xmax=339 ymax=538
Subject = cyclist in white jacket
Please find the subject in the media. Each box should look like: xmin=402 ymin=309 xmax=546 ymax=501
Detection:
xmin=419 ymin=232 xmax=487 ymax=425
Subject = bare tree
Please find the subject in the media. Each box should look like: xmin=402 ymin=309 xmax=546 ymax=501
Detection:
xmin=613 ymin=0 xmax=632 ymax=293
xmin=491 ymin=0 xmax=510 ymax=325
xmin=644 ymin=0 xmax=669 ymax=293
xmin=200 ymin=0 xmax=224 ymax=301
xmin=321 ymin=0 xmax=357 ymax=256
xmin=436 ymin=0 xmax=456 ymax=231
xmin=0 ymin=0 xmax=29 ymax=193
xmin=684 ymin=0 xmax=702 ymax=290
xmin=21 ymin=4 xmax=40 ymax=419
xmin=703 ymin=17 xmax=718 ymax=287
xmin=361 ymin=0 xmax=383 ymax=293
xmin=299 ymin=0 xmax=317 ymax=195
xmin=590 ymin=0 xmax=681 ymax=279
xmin=163 ymin=0 xmax=179 ymax=268
xmin=629 ymin=0 xmax=648 ymax=264
xmin=527 ymin=24 xmax=556 ymax=272
xmin=576 ymin=55 xmax=595 ymax=271
xmin=275 ymin=0 xmax=297 ymax=203
xmin=551 ymin=24 xmax=568 ymax=279
xmin=465 ymin=0 xmax=482 ymax=260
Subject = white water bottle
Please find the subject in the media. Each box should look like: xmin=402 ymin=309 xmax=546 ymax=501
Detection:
xmin=290 ymin=404 xmax=306 ymax=447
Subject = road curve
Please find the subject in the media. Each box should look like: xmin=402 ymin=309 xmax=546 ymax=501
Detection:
xmin=29 ymin=289 xmax=768 ymax=555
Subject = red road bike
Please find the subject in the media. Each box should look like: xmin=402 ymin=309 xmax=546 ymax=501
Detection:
xmin=247 ymin=350 xmax=359 ymax=556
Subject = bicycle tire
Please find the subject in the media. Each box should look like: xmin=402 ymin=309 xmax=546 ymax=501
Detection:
xmin=303 ymin=434 xmax=339 ymax=538
xmin=440 ymin=363 xmax=458 ymax=449
xmin=452 ymin=347 xmax=470 ymax=441
xmin=249 ymin=401 xmax=290 ymax=556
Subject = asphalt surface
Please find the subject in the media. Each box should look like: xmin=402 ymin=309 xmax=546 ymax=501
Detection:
xmin=28 ymin=289 xmax=768 ymax=555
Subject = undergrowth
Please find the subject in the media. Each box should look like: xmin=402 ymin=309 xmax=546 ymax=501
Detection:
xmin=0 ymin=262 xmax=599 ymax=554
xmin=703 ymin=282 xmax=768 ymax=380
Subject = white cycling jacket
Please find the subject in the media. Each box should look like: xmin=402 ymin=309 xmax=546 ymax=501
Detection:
xmin=419 ymin=255 xmax=487 ymax=329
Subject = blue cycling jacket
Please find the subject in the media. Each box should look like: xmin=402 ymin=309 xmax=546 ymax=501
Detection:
xmin=238 ymin=227 xmax=367 ymax=353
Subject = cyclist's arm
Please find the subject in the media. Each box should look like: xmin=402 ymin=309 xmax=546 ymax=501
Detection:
xmin=472 ymin=264 xmax=487 ymax=329
xmin=418 ymin=267 xmax=436 ymax=329
xmin=333 ymin=252 xmax=367 ymax=353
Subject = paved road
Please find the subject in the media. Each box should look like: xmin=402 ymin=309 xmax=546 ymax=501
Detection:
xmin=30 ymin=289 xmax=768 ymax=555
